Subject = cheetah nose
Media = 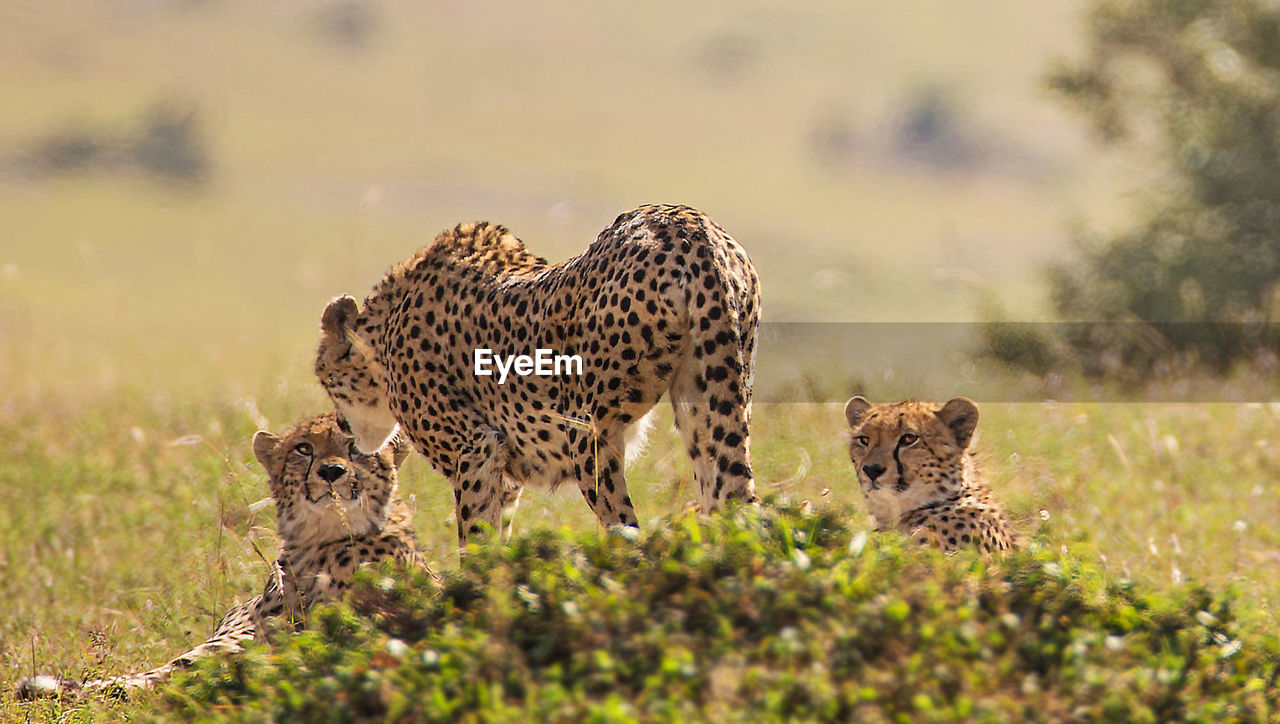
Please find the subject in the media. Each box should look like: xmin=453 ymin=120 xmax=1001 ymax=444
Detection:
xmin=316 ymin=463 xmax=346 ymax=483
xmin=862 ymin=463 xmax=887 ymax=482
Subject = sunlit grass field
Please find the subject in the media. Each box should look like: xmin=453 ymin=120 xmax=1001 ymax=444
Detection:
xmin=7 ymin=392 xmax=1280 ymax=718
xmin=5 ymin=0 xmax=1277 ymax=719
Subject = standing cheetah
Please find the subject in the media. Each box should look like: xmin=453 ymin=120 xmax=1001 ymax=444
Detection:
xmin=843 ymin=396 xmax=1016 ymax=552
xmin=315 ymin=204 xmax=761 ymax=542
xmin=16 ymin=414 xmax=427 ymax=700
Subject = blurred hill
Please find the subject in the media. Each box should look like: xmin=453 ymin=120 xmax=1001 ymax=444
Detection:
xmin=0 ymin=0 xmax=1134 ymax=401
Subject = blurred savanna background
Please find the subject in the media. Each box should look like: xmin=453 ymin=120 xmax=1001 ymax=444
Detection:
xmin=7 ymin=0 xmax=1280 ymax=718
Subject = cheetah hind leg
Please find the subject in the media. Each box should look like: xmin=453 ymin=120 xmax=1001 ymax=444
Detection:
xmin=669 ymin=338 xmax=758 ymax=513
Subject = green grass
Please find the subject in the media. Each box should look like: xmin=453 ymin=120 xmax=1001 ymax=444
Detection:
xmin=7 ymin=396 xmax=1280 ymax=720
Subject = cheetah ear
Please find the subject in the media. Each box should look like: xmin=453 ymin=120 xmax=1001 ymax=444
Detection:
xmin=938 ymin=397 xmax=980 ymax=449
xmin=252 ymin=431 xmax=283 ymax=470
xmin=321 ymin=295 xmax=359 ymax=337
xmin=844 ymin=396 xmax=872 ymax=429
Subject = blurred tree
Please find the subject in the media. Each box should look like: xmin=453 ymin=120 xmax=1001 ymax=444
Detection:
xmin=992 ymin=0 xmax=1280 ymax=378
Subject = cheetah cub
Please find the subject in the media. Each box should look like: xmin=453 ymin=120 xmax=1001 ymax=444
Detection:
xmin=843 ymin=396 xmax=1016 ymax=553
xmin=16 ymin=413 xmax=429 ymax=700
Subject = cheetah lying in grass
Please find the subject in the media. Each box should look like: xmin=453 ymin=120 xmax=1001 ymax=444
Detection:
xmin=843 ymin=396 xmax=1017 ymax=553
xmin=16 ymin=413 xmax=427 ymax=700
xmin=315 ymin=204 xmax=761 ymax=542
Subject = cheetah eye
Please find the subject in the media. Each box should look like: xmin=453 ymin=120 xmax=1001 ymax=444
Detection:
xmin=293 ymin=442 xmax=314 ymax=456
xmin=854 ymin=436 xmax=869 ymax=447
xmin=899 ymin=433 xmax=919 ymax=446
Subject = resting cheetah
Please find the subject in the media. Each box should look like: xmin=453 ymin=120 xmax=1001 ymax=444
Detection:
xmin=16 ymin=414 xmax=426 ymax=700
xmin=316 ymin=204 xmax=761 ymax=542
xmin=843 ymin=396 xmax=1016 ymax=552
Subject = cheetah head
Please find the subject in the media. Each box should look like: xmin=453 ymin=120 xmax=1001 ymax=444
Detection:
xmin=252 ymin=413 xmax=410 ymax=547
xmin=315 ymin=295 xmax=400 ymax=453
xmin=842 ymin=396 xmax=979 ymax=529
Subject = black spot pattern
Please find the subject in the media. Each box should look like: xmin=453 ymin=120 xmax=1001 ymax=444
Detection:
xmin=316 ymin=205 xmax=761 ymax=544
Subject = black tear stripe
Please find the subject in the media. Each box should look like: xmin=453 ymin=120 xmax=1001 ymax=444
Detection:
xmin=304 ymin=458 xmax=318 ymax=502
xmin=892 ymin=443 xmax=908 ymax=491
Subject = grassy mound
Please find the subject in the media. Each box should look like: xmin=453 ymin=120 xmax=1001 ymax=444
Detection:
xmin=158 ymin=504 xmax=1277 ymax=722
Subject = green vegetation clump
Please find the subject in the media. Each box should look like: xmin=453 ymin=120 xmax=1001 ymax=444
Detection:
xmin=156 ymin=503 xmax=1278 ymax=722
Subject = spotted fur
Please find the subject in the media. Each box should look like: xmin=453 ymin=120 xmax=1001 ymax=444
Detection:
xmin=15 ymin=414 xmax=427 ymax=700
xmin=843 ymin=397 xmax=1016 ymax=553
xmin=316 ymin=204 xmax=761 ymax=542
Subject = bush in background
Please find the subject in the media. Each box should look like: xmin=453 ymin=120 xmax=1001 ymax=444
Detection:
xmin=987 ymin=0 xmax=1280 ymax=379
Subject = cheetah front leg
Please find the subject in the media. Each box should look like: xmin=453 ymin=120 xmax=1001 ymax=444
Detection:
xmin=907 ymin=524 xmax=949 ymax=552
xmin=497 ymin=482 xmax=524 ymax=540
xmin=450 ymin=426 xmax=519 ymax=544
xmin=568 ymin=423 xmax=639 ymax=529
